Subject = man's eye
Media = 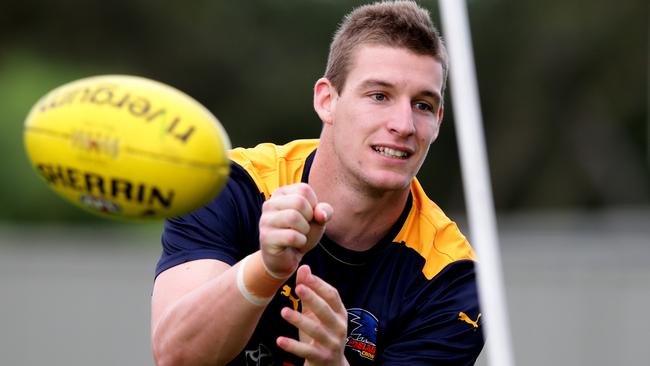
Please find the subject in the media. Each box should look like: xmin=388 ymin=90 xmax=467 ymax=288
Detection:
xmin=371 ymin=93 xmax=386 ymax=101
xmin=415 ymin=102 xmax=433 ymax=112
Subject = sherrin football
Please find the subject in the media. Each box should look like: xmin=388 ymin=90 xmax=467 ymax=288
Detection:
xmin=23 ymin=75 xmax=231 ymax=220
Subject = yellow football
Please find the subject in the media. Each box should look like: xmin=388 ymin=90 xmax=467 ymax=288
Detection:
xmin=23 ymin=75 xmax=231 ymax=220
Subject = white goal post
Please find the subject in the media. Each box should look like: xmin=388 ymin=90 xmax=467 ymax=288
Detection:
xmin=438 ymin=1 xmax=516 ymax=365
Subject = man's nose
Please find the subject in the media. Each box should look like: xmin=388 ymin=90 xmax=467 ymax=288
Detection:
xmin=387 ymin=99 xmax=416 ymax=137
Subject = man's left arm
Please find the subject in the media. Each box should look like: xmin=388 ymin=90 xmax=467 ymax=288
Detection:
xmin=277 ymin=265 xmax=350 ymax=366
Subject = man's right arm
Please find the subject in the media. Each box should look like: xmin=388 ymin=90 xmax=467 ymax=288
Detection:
xmin=150 ymin=161 xmax=272 ymax=365
xmin=151 ymin=254 xmax=284 ymax=365
xmin=150 ymin=182 xmax=333 ymax=366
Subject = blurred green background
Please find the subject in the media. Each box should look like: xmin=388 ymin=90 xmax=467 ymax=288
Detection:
xmin=2 ymin=0 xmax=647 ymax=223
xmin=1 ymin=1 xmax=648 ymax=365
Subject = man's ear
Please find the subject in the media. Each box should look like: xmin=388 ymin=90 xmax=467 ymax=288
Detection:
xmin=313 ymin=78 xmax=337 ymax=125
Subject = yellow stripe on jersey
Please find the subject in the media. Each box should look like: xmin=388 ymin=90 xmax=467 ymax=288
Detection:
xmin=228 ymin=139 xmax=476 ymax=280
xmin=394 ymin=178 xmax=476 ymax=280
xmin=228 ymin=139 xmax=319 ymax=199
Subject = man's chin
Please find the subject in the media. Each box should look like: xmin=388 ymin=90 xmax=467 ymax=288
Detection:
xmin=364 ymin=174 xmax=413 ymax=193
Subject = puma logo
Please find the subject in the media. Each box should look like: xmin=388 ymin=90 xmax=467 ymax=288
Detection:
xmin=458 ymin=312 xmax=481 ymax=328
xmin=281 ymin=285 xmax=300 ymax=311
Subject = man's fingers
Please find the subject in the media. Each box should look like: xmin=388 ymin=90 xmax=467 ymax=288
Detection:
xmin=259 ymin=228 xmax=307 ymax=251
xmin=276 ymin=335 xmax=326 ymax=361
xmin=280 ymin=267 xmax=348 ymax=364
xmin=259 ymin=184 xmax=330 ymax=278
xmin=296 ymin=282 xmax=347 ymax=338
xmin=263 ymin=194 xmax=314 ymax=222
xmin=280 ymin=307 xmax=339 ymax=349
xmin=260 ymin=209 xmax=311 ymax=235
xmin=271 ymin=183 xmax=318 ymax=208
xmin=298 ymin=265 xmax=346 ymax=315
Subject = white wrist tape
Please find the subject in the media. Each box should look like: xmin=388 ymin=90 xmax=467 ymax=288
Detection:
xmin=236 ymin=255 xmax=273 ymax=306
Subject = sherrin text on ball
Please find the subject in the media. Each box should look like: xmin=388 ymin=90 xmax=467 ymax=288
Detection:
xmin=23 ymin=75 xmax=231 ymax=220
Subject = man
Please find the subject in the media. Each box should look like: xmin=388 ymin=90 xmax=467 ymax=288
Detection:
xmin=151 ymin=1 xmax=484 ymax=365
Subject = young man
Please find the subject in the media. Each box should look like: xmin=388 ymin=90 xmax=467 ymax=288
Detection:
xmin=151 ymin=1 xmax=484 ymax=365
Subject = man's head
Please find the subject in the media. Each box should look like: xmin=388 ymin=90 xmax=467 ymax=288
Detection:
xmin=324 ymin=1 xmax=448 ymax=98
xmin=313 ymin=1 xmax=447 ymax=194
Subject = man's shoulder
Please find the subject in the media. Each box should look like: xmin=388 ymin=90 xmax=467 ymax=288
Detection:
xmin=227 ymin=139 xmax=319 ymax=198
xmin=229 ymin=139 xmax=318 ymax=164
xmin=395 ymin=178 xmax=476 ymax=280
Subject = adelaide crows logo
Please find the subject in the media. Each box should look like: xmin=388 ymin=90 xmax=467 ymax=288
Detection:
xmin=346 ymin=308 xmax=378 ymax=361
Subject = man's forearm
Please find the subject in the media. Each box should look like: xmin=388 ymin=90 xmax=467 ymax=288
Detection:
xmin=152 ymin=252 xmax=286 ymax=366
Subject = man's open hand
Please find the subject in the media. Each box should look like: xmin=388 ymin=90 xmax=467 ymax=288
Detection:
xmin=277 ymin=265 xmax=349 ymax=366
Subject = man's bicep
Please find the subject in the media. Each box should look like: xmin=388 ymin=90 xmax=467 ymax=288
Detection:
xmin=151 ymin=259 xmax=231 ymax=333
xmin=154 ymin=162 xmax=264 ymax=278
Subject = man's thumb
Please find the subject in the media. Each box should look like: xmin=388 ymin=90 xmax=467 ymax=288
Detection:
xmin=314 ymin=202 xmax=333 ymax=225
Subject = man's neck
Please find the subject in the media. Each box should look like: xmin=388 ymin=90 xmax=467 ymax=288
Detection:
xmin=308 ymin=150 xmax=410 ymax=252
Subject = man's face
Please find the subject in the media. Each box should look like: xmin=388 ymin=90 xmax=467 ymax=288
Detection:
xmin=326 ymin=44 xmax=445 ymax=193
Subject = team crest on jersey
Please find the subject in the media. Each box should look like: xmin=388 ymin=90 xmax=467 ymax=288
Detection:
xmin=346 ymin=308 xmax=378 ymax=361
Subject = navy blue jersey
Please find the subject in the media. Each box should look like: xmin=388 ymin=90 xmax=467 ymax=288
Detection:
xmin=156 ymin=139 xmax=484 ymax=365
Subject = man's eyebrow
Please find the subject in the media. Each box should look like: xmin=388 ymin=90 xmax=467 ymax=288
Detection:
xmin=357 ymin=79 xmax=394 ymax=91
xmin=419 ymin=90 xmax=442 ymax=104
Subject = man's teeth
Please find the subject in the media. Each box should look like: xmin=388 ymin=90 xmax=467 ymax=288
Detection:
xmin=375 ymin=146 xmax=408 ymax=158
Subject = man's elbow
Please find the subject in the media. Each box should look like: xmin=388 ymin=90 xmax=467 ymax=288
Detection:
xmin=152 ymin=330 xmax=197 ymax=366
xmin=152 ymin=331 xmax=183 ymax=366
xmin=151 ymin=330 xmax=230 ymax=366
xmin=153 ymin=347 xmax=189 ymax=366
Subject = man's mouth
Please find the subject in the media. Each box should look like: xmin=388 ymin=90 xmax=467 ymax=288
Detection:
xmin=372 ymin=146 xmax=410 ymax=159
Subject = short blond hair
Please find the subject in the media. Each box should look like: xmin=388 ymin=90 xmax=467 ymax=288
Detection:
xmin=324 ymin=1 xmax=449 ymax=96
